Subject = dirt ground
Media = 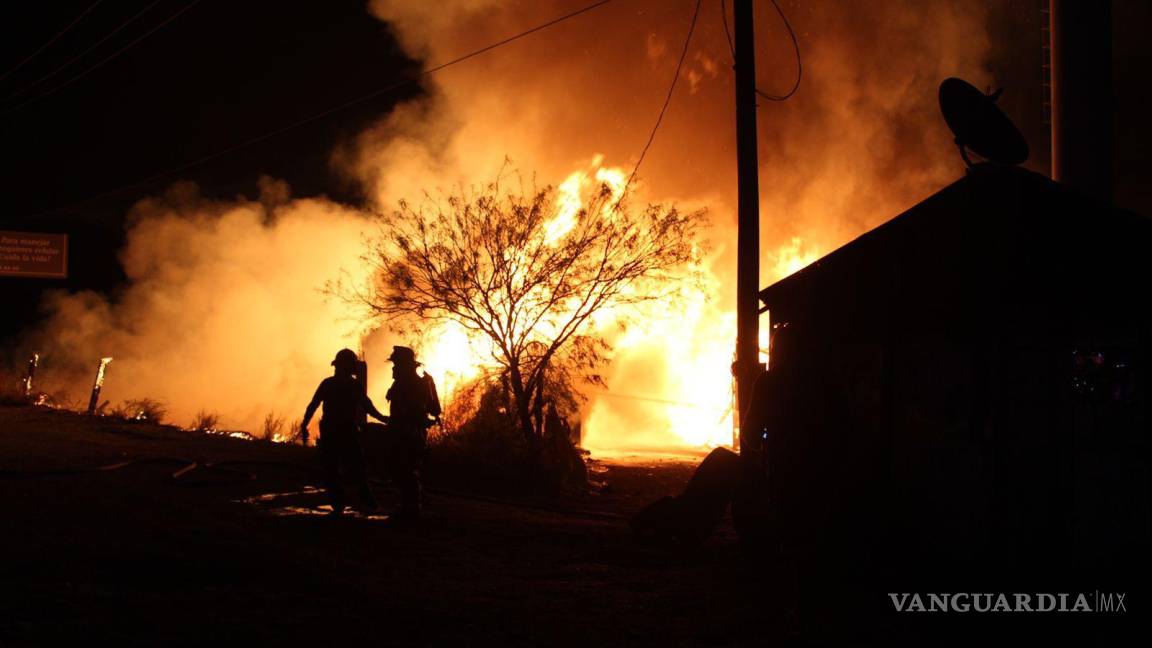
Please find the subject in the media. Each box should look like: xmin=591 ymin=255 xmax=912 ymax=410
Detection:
xmin=0 ymin=405 xmax=774 ymax=646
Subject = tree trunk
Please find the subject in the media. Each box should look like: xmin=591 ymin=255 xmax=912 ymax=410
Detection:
xmin=508 ymin=362 xmax=536 ymax=442
xmin=531 ymin=371 xmax=545 ymax=439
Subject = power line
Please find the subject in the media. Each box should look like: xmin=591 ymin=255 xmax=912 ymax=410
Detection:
xmin=721 ymin=0 xmax=735 ymax=58
xmin=595 ymin=389 xmax=735 ymax=427
xmin=594 ymin=390 xmax=725 ymax=412
xmin=754 ymin=0 xmax=801 ymax=101
xmin=21 ymin=0 xmax=617 ymax=219
xmin=618 ymin=0 xmax=703 ymax=202
xmin=1 ymin=0 xmax=164 ymax=104
xmin=720 ymin=0 xmax=802 ymax=102
xmin=3 ymin=0 xmax=202 ymax=116
xmin=0 ymin=1 xmax=103 ymax=84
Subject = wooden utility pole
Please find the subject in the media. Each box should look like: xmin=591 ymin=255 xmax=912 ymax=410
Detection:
xmin=733 ymin=0 xmax=762 ymax=430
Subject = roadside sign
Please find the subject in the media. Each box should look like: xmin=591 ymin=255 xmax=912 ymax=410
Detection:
xmin=0 ymin=231 xmax=68 ymax=278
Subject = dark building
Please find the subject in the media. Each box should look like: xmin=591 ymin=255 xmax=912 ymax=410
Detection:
xmin=755 ymin=163 xmax=1149 ymax=627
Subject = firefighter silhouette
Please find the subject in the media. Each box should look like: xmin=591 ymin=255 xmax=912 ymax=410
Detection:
xmin=301 ymin=348 xmax=387 ymax=515
xmin=385 ymin=345 xmax=440 ymax=520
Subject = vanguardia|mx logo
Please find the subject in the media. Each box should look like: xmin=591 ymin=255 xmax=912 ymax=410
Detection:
xmin=887 ymin=592 xmax=1127 ymax=613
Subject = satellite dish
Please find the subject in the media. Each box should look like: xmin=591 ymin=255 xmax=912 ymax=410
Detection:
xmin=939 ymin=77 xmax=1029 ymax=166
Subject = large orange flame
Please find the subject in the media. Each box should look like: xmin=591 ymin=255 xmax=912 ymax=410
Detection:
xmin=410 ymin=156 xmax=819 ymax=454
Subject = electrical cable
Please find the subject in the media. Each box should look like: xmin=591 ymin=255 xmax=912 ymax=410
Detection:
xmin=597 ymin=389 xmax=735 ymax=426
xmin=617 ymin=0 xmax=703 ymax=204
xmin=20 ymin=0 xmax=618 ymax=220
xmin=720 ymin=0 xmax=802 ymax=102
xmin=1 ymin=0 xmax=164 ymax=104
xmin=754 ymin=0 xmax=801 ymax=101
xmin=0 ymin=0 xmax=104 ymax=84
xmin=2 ymin=0 xmax=203 ymax=116
xmin=595 ymin=389 xmax=725 ymax=411
xmin=720 ymin=0 xmax=736 ymax=59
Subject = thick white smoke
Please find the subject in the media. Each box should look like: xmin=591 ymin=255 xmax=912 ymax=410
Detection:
xmin=28 ymin=182 xmax=375 ymax=429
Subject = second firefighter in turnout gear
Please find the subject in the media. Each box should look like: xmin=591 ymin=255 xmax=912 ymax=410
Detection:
xmin=385 ymin=345 xmax=440 ymax=520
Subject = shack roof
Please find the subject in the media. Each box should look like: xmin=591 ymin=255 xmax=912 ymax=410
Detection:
xmin=758 ymin=164 xmax=1152 ymax=340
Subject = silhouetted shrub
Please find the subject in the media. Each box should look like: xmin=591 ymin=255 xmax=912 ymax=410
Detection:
xmin=428 ymin=378 xmax=586 ymax=494
xmin=189 ymin=409 xmax=220 ymax=432
xmin=111 ymin=398 xmax=168 ymax=424
xmin=259 ymin=412 xmax=285 ymax=442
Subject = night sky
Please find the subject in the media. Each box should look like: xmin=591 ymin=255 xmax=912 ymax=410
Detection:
xmin=1 ymin=1 xmax=418 ymax=342
xmin=2 ymin=0 xmax=1150 ymax=344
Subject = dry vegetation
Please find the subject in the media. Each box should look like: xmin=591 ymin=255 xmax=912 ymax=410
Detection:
xmin=259 ymin=412 xmax=284 ymax=441
xmin=4 ymin=358 xmax=577 ymax=488
xmin=109 ymin=398 xmax=168 ymax=424
xmin=189 ymin=409 xmax=220 ymax=432
xmin=427 ymin=377 xmax=587 ymax=493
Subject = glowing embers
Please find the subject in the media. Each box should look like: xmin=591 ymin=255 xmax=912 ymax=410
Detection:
xmin=206 ymin=429 xmax=257 ymax=441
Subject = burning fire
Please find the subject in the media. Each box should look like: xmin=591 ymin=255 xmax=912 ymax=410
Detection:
xmin=771 ymin=237 xmax=821 ymax=280
xmin=415 ymin=319 xmax=492 ymax=399
xmin=544 ymin=156 xmax=628 ymax=244
xmin=404 ymin=157 xmax=821 ymax=454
